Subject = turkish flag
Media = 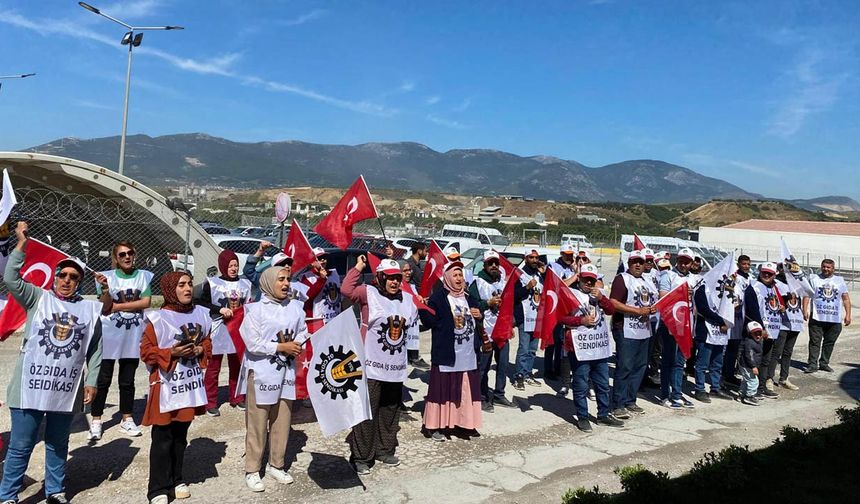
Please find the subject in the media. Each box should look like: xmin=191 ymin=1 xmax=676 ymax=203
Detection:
xmin=534 ymin=268 xmax=581 ymax=349
xmin=655 ymin=282 xmax=693 ymax=358
xmin=0 ymin=239 xmax=69 ymax=340
xmin=633 ymin=233 xmax=647 ymax=251
xmin=419 ymin=240 xmax=447 ymax=298
xmin=284 ymin=219 xmax=316 ymax=272
xmin=490 ymin=253 xmax=521 ymax=348
xmin=402 ymin=281 xmax=435 ymax=315
xmin=295 ymin=319 xmax=325 ymax=400
xmin=313 ymin=175 xmax=379 ymax=249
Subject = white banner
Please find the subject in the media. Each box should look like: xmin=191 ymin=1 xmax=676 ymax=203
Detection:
xmin=308 ymin=310 xmax=372 ymax=437
xmin=700 ymin=252 xmax=736 ymax=328
xmin=0 ymin=168 xmax=17 ymax=226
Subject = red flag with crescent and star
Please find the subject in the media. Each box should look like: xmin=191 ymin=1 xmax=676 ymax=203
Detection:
xmin=490 ymin=252 xmax=521 ymax=348
xmin=418 ymin=240 xmax=447 ymax=298
xmin=284 ymin=219 xmax=316 ymax=272
xmin=654 ymin=281 xmax=693 ymax=358
xmin=313 ymin=175 xmax=379 ymax=250
xmin=534 ymin=268 xmax=581 ymax=349
xmin=633 ymin=233 xmax=647 ymax=251
xmin=0 ymin=239 xmax=70 ymax=340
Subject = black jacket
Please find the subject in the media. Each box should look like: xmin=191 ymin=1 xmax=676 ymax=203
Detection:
xmin=739 ymin=335 xmax=763 ymax=369
xmin=693 ymin=286 xmax=729 ymax=341
xmin=420 ymin=288 xmax=481 ymax=368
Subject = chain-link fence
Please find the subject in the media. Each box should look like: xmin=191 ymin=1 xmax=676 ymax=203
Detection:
xmin=1 ymin=187 xmax=183 ymax=296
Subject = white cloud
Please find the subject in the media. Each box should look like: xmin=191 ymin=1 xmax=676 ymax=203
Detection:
xmin=425 ymin=95 xmax=441 ymax=105
xmin=452 ymin=97 xmax=472 ymax=112
xmin=243 ymin=77 xmax=398 ymax=117
xmin=279 ymin=9 xmax=327 ymax=26
xmin=728 ymin=160 xmax=780 ymax=178
xmin=96 ymin=0 xmax=164 ymax=21
xmin=427 ymin=114 xmax=469 ymax=130
xmin=73 ymin=99 xmax=117 ymax=111
xmin=399 ymin=80 xmax=415 ymax=92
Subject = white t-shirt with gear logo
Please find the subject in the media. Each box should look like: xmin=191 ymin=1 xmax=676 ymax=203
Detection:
xmin=809 ymin=273 xmax=847 ymax=324
xmin=98 ymin=269 xmax=153 ymax=359
xmin=439 ymin=295 xmax=477 ymax=373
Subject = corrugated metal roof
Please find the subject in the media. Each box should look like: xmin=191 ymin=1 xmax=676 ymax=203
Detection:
xmin=723 ymin=219 xmax=860 ymax=236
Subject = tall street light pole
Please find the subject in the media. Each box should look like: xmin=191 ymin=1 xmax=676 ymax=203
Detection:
xmin=0 ymin=73 xmax=36 ymax=93
xmin=78 ymin=2 xmax=183 ymax=176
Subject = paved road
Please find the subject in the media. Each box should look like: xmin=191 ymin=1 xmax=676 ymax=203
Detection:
xmin=1 ymin=302 xmax=857 ymax=504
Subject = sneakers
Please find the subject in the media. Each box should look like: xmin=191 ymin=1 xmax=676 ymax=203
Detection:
xmin=120 ymin=419 xmax=142 ymax=437
xmin=431 ymin=431 xmax=446 ymax=442
xmin=760 ymin=388 xmax=779 ymax=399
xmin=524 ymin=375 xmax=542 ymax=387
xmin=680 ymin=397 xmax=696 ymax=408
xmin=354 ymin=462 xmax=372 ymax=475
xmin=626 ymin=404 xmax=645 ymax=414
xmin=174 ymin=483 xmax=191 ymax=499
xmin=711 ymin=390 xmax=733 ymax=400
xmin=820 ymin=364 xmax=834 ymax=372
xmin=741 ymin=395 xmax=760 ymax=406
xmin=149 ymin=496 xmax=169 ymax=504
xmin=514 ymin=375 xmax=525 ymax=391
xmin=266 ymin=465 xmax=294 ymax=484
xmin=46 ymin=493 xmax=69 ymax=504
xmin=493 ymin=396 xmax=516 ymax=408
xmin=803 ymin=366 xmax=818 ymax=374
xmin=206 ymin=407 xmax=221 ymax=417
xmin=88 ymin=421 xmax=103 ymax=441
xmin=595 ymin=415 xmax=625 ymax=427
xmin=694 ymin=391 xmax=711 ymax=403
xmin=409 ymin=358 xmax=431 ymax=370
xmin=765 ymin=379 xmax=776 ymax=391
xmin=611 ymin=407 xmax=630 ymax=419
xmin=376 ymin=454 xmax=400 ymax=466
xmin=661 ymin=398 xmax=683 ymax=409
xmin=576 ymin=418 xmax=593 ymax=432
xmin=245 ymin=473 xmax=265 ymax=492
xmin=233 ymin=401 xmax=247 ymax=411
xmin=557 ymin=386 xmax=570 ymax=397
xmin=481 ymin=400 xmax=495 ymax=413
xmin=779 ymin=379 xmax=799 ymax=390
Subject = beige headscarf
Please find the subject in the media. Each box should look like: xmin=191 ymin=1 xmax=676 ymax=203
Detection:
xmin=442 ymin=265 xmax=465 ymax=298
xmin=260 ymin=267 xmax=290 ymax=303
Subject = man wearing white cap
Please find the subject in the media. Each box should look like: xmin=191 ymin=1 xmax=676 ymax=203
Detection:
xmin=608 ymin=250 xmax=658 ymax=419
xmin=746 ymin=262 xmax=784 ymax=399
xmin=468 ymin=250 xmax=519 ymax=411
xmin=515 ymin=249 xmax=546 ymax=389
xmin=341 ymin=255 xmax=418 ymax=474
xmin=548 ymin=243 xmax=578 ymax=394
xmin=803 ymin=258 xmax=852 ymax=373
xmin=655 ymin=248 xmax=697 ymax=409
xmin=641 ymin=248 xmax=662 ymax=388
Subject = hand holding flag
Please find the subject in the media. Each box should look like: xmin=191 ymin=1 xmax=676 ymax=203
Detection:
xmin=490 ymin=252 xmax=521 ymax=348
xmin=534 ymin=268 xmax=581 ymax=349
xmin=418 ymin=240 xmax=447 ymax=298
xmin=655 ymin=282 xmax=693 ymax=358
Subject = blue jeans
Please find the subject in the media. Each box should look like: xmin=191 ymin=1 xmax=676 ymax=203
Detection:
xmin=480 ymin=340 xmax=510 ymax=400
xmin=570 ymin=354 xmax=610 ymax=419
xmin=694 ymin=340 xmax=725 ymax=393
xmin=740 ymin=366 xmax=759 ymax=397
xmin=612 ymin=335 xmax=649 ymax=409
xmin=515 ymin=325 xmax=539 ymax=378
xmin=659 ymin=325 xmax=686 ymax=401
xmin=0 ymin=408 xmax=74 ymax=501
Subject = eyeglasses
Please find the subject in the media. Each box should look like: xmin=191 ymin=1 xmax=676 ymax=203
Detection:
xmin=57 ymin=271 xmax=80 ymax=281
xmin=117 ymin=250 xmax=136 ymax=259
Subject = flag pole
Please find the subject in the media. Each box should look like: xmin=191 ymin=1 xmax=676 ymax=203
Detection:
xmin=360 ymin=175 xmax=387 ymax=241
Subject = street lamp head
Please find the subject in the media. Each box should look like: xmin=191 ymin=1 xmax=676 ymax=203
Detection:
xmin=133 ymin=33 xmax=144 ymax=46
xmin=165 ymin=25 xmax=185 ymax=30
xmin=21 ymin=73 xmax=36 ymax=78
xmin=121 ymin=31 xmax=133 ymax=45
xmin=78 ymin=2 xmax=100 ymax=14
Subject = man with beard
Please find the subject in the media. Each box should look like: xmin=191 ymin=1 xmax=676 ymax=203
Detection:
xmin=656 ymin=248 xmax=697 ymax=409
xmin=549 ymin=243 xmax=578 ymax=396
xmin=803 ymin=259 xmax=852 ymax=373
xmin=405 ymin=242 xmax=426 ymax=290
xmin=469 ymin=250 xmax=520 ymax=411
xmin=641 ymin=248 xmax=662 ymax=388
xmin=515 ymin=250 xmax=546 ymax=389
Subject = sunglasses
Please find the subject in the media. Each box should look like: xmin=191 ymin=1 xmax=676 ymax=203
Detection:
xmin=117 ymin=250 xmax=136 ymax=259
xmin=629 ymin=259 xmax=645 ymax=265
xmin=57 ymin=271 xmax=81 ymax=281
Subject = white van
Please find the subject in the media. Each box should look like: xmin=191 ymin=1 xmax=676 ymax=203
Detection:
xmin=560 ymin=234 xmax=594 ymax=249
xmin=440 ymin=224 xmax=510 ymax=252
xmin=619 ymin=234 xmax=728 ymax=271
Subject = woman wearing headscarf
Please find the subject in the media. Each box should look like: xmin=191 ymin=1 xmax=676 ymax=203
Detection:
xmin=89 ymin=240 xmax=153 ymax=441
xmin=341 ymin=256 xmax=418 ymax=476
xmin=141 ymin=272 xmax=212 ymax=504
xmin=196 ymin=250 xmax=252 ymax=416
xmin=1 ymin=222 xmax=111 ymax=504
xmin=419 ymin=260 xmax=483 ymax=442
xmin=238 ymin=266 xmax=306 ymax=492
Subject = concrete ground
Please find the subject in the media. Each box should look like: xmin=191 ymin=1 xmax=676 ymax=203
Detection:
xmin=1 ymin=296 xmax=858 ymax=504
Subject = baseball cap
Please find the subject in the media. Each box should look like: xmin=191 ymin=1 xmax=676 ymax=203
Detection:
xmin=760 ymin=262 xmax=778 ymax=274
xmin=578 ymin=248 xmax=592 ymax=259
xmin=628 ymin=250 xmax=646 ymax=262
xmin=483 ymin=250 xmax=500 ymax=262
xmin=579 ymin=264 xmax=599 ymax=279
xmin=376 ymin=259 xmax=402 ymax=275
xmin=56 ymin=257 xmax=87 ymax=278
xmin=677 ymin=248 xmax=695 ymax=260
xmin=442 ymin=245 xmax=460 ymax=260
xmin=642 ymin=248 xmax=655 ymax=259
xmin=746 ymin=321 xmax=763 ymax=333
xmin=657 ymin=250 xmax=671 ymax=260
xmin=312 ymin=247 xmax=326 ymax=257
xmin=270 ymin=252 xmax=293 ymax=267
xmin=560 ymin=243 xmax=575 ymax=254
xmin=525 ymin=248 xmax=539 ymax=257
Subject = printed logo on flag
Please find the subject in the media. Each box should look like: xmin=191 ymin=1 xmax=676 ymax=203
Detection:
xmin=818 ymin=284 xmax=838 ymax=303
xmin=270 ymin=329 xmax=295 ymax=370
xmin=173 ymin=323 xmax=204 ymax=365
xmin=38 ymin=313 xmax=86 ymax=358
xmin=377 ymin=315 xmax=407 ymax=355
xmin=716 ymin=275 xmax=736 ymax=305
xmin=313 ymin=344 xmax=363 ymax=400
xmin=110 ymin=288 xmax=144 ymax=330
xmin=452 ymin=306 xmax=474 ymax=344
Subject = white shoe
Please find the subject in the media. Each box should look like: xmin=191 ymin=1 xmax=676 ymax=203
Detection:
xmin=765 ymin=378 xmax=776 ymax=392
xmin=149 ymin=496 xmax=169 ymax=504
xmin=88 ymin=421 xmax=102 ymax=441
xmin=266 ymin=465 xmax=294 ymax=484
xmin=245 ymin=473 xmax=265 ymax=492
xmin=119 ymin=419 xmax=142 ymax=437
xmin=174 ymin=483 xmax=190 ymax=499
xmin=780 ymin=379 xmax=799 ymax=391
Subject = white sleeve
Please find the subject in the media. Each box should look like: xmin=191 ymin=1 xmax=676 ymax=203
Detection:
xmin=241 ymin=307 xmax=278 ymax=355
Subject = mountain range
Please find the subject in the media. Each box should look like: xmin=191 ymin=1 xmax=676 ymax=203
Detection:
xmin=23 ymin=133 xmax=859 ymax=209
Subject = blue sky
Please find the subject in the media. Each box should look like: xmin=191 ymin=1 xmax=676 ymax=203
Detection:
xmin=1 ymin=0 xmax=858 ymax=200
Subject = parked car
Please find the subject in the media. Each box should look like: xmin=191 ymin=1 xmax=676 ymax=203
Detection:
xmin=169 ymin=235 xmax=279 ymax=277
xmin=231 ymin=226 xmax=267 ymax=237
xmin=201 ymin=224 xmax=231 ymax=235
xmin=463 ymin=250 xmax=548 ymax=278
xmin=308 ymin=232 xmax=406 ymax=260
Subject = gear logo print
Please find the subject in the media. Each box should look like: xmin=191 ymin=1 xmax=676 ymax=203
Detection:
xmin=377 ymin=315 xmax=407 ymax=355
xmin=110 ymin=288 xmax=144 ymax=330
xmin=269 ymin=329 xmax=295 ymax=370
xmin=314 ymin=344 xmax=362 ymax=400
xmin=37 ymin=313 xmax=87 ymax=359
xmin=172 ymin=323 xmax=204 ymax=365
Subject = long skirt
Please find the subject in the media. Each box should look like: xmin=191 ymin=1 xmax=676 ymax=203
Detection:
xmin=423 ymin=366 xmax=482 ymax=430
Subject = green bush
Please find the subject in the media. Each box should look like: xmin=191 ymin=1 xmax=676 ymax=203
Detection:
xmin=689 ymin=445 xmax=754 ymax=490
xmin=561 ymin=487 xmax=611 ymax=504
xmin=613 ymin=464 xmax=669 ymax=499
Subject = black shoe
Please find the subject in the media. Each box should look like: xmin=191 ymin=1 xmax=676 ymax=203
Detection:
xmin=761 ymin=389 xmax=779 ymax=398
xmin=820 ymin=364 xmax=834 ymax=372
xmin=611 ymin=407 xmax=631 ymax=419
xmin=557 ymin=386 xmax=570 ymax=397
xmin=481 ymin=400 xmax=494 ymax=413
xmin=626 ymin=404 xmax=645 ymax=414
xmin=576 ymin=418 xmax=593 ymax=432
xmin=232 ymin=401 xmax=247 ymax=411
xmin=354 ymin=461 xmax=372 ymax=475
xmin=596 ymin=415 xmax=625 ymax=427
xmin=803 ymin=366 xmax=818 ymax=374
xmin=514 ymin=375 xmax=525 ymax=391
xmin=410 ymin=358 xmax=431 ymax=370
xmin=741 ymin=395 xmax=760 ymax=406
xmin=711 ymin=390 xmax=733 ymax=400
xmin=47 ymin=494 xmax=69 ymax=504
xmin=493 ymin=396 xmax=516 ymax=408
xmin=694 ymin=391 xmax=711 ymax=403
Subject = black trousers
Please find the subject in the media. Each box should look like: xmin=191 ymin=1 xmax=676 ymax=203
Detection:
xmin=647 ymin=320 xmax=662 ymax=380
xmin=147 ymin=421 xmax=190 ymax=501
xmin=722 ymin=338 xmax=741 ymax=380
xmin=808 ymin=320 xmax=842 ymax=368
xmin=778 ymin=330 xmax=800 ymax=381
xmin=543 ymin=327 xmax=563 ymax=378
xmin=92 ymin=358 xmax=139 ymax=417
xmin=347 ymin=379 xmax=401 ymax=465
